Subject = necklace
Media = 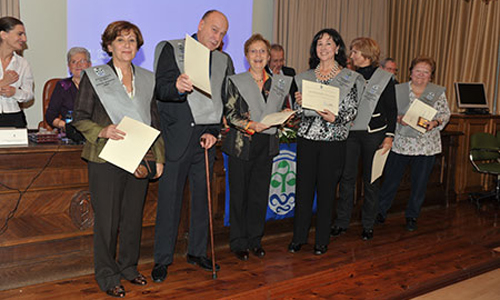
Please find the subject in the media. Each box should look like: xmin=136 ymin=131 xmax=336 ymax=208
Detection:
xmin=315 ymin=61 xmax=340 ymax=81
xmin=251 ymin=68 xmax=266 ymax=84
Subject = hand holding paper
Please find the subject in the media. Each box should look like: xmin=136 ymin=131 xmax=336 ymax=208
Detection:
xmin=401 ymin=99 xmax=437 ymax=134
xmin=176 ymin=73 xmax=193 ymax=94
xmin=98 ymin=116 xmax=160 ymax=174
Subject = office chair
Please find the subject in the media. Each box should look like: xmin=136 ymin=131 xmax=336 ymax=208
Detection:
xmin=37 ymin=78 xmax=62 ymax=130
xmin=469 ymin=132 xmax=500 ymax=208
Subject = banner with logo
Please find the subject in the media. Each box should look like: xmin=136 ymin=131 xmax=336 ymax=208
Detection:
xmin=223 ymin=143 xmax=316 ymax=226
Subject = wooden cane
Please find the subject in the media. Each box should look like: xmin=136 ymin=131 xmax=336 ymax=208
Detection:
xmin=204 ymin=146 xmax=217 ymax=279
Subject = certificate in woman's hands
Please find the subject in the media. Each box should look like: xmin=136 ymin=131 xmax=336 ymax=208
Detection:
xmin=402 ymin=99 xmax=437 ymax=133
xmin=260 ymin=110 xmax=296 ymax=127
xmin=301 ymin=80 xmax=339 ymax=114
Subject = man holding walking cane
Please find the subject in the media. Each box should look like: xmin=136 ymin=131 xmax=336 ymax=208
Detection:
xmin=151 ymin=10 xmax=234 ymax=283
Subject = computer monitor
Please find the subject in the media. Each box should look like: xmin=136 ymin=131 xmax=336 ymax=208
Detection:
xmin=455 ymin=82 xmax=489 ymax=114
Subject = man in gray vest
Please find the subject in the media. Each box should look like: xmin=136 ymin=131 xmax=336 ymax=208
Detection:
xmin=152 ymin=10 xmax=234 ymax=283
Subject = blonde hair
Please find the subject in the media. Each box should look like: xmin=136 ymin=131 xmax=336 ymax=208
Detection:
xmin=350 ymin=37 xmax=380 ymax=67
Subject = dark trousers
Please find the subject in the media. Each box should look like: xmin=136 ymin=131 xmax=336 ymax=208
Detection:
xmin=88 ymin=162 xmax=148 ymax=291
xmin=0 ymin=111 xmax=27 ymax=128
xmin=292 ymin=137 xmax=346 ymax=246
xmin=336 ymin=130 xmax=385 ymax=229
xmin=227 ymin=135 xmax=273 ymax=252
xmin=378 ymin=152 xmax=436 ymax=219
xmin=154 ymin=128 xmax=215 ymax=266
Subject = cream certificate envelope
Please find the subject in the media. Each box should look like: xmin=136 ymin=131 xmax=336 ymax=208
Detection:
xmin=184 ymin=34 xmax=211 ymax=95
xmin=402 ymin=99 xmax=438 ymax=134
xmin=302 ymin=80 xmax=339 ymax=114
xmin=371 ymin=148 xmax=390 ymax=184
xmin=98 ymin=116 xmax=160 ymax=174
xmin=260 ymin=110 xmax=296 ymax=127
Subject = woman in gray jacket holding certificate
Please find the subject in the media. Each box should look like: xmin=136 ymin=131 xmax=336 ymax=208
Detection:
xmin=288 ymin=28 xmax=363 ymax=255
xmin=223 ymin=34 xmax=292 ymax=262
xmin=377 ymin=56 xmax=450 ymax=232
xmin=73 ymin=21 xmax=164 ymax=298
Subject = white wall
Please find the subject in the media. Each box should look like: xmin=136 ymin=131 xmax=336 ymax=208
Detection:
xmin=20 ymin=0 xmax=274 ymax=129
xmin=21 ymin=0 xmax=67 ymax=129
xmin=252 ymin=0 xmax=274 ymax=42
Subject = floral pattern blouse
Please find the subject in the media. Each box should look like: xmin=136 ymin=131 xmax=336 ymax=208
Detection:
xmin=297 ymin=77 xmax=359 ymax=142
xmin=392 ymin=82 xmax=451 ymax=156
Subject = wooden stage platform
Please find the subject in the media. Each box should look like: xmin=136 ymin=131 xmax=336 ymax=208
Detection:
xmin=0 ymin=201 xmax=499 ymax=299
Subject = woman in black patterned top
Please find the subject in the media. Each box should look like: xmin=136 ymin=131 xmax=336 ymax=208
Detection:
xmin=288 ymin=28 xmax=362 ymax=255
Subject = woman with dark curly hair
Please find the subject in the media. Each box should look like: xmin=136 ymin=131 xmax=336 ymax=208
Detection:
xmin=288 ymin=28 xmax=363 ymax=255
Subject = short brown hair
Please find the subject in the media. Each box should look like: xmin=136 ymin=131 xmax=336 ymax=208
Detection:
xmin=409 ymin=55 xmax=436 ymax=80
xmin=101 ymin=21 xmax=144 ymax=56
xmin=244 ymin=34 xmax=271 ymax=56
xmin=350 ymin=37 xmax=380 ymax=67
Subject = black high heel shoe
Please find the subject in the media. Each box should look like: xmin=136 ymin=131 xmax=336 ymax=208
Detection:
xmin=288 ymin=242 xmax=304 ymax=253
xmin=313 ymin=244 xmax=327 ymax=255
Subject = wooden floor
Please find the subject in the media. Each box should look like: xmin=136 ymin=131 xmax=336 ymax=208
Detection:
xmin=414 ymin=268 xmax=500 ymax=300
xmin=0 ymin=201 xmax=499 ymax=299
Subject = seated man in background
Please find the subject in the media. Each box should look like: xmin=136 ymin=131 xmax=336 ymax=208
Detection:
xmin=45 ymin=47 xmax=91 ymax=130
xmin=45 ymin=47 xmax=90 ymax=142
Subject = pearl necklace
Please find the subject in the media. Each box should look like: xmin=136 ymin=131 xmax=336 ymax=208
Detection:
xmin=315 ymin=62 xmax=340 ymax=81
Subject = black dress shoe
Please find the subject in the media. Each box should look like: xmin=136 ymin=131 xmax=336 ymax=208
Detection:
xmin=406 ymin=217 xmax=418 ymax=231
xmin=330 ymin=226 xmax=347 ymax=237
xmin=313 ymin=245 xmax=327 ymax=255
xmin=187 ymin=254 xmax=221 ymax=271
xmin=106 ymin=285 xmax=125 ymax=298
xmin=233 ymin=250 xmax=249 ymax=261
xmin=129 ymin=273 xmax=147 ymax=285
xmin=361 ymin=228 xmax=374 ymax=240
xmin=375 ymin=213 xmax=386 ymax=224
xmin=288 ymin=242 xmax=303 ymax=253
xmin=151 ymin=264 xmax=168 ymax=283
xmin=251 ymin=247 xmax=266 ymax=258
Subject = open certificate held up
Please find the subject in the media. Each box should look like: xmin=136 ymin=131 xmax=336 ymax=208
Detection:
xmin=184 ymin=34 xmax=211 ymax=95
xmin=301 ymin=80 xmax=339 ymax=115
xmin=260 ymin=110 xmax=296 ymax=127
xmin=402 ymin=99 xmax=438 ymax=134
xmin=98 ymin=116 xmax=160 ymax=174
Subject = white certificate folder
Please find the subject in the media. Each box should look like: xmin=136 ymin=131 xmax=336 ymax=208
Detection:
xmin=301 ymin=80 xmax=339 ymax=114
xmin=184 ymin=34 xmax=212 ymax=95
xmin=98 ymin=116 xmax=160 ymax=174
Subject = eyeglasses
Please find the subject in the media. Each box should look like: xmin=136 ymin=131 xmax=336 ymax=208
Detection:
xmin=70 ymin=59 xmax=90 ymax=65
xmin=248 ymin=49 xmax=267 ymax=55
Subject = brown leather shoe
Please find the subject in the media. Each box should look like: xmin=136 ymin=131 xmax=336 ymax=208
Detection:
xmin=129 ymin=273 xmax=147 ymax=286
xmin=106 ymin=285 xmax=125 ymax=298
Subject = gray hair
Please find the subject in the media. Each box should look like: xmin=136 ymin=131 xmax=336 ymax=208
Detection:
xmin=380 ymin=57 xmax=396 ymax=68
xmin=67 ymin=47 xmax=91 ymax=64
